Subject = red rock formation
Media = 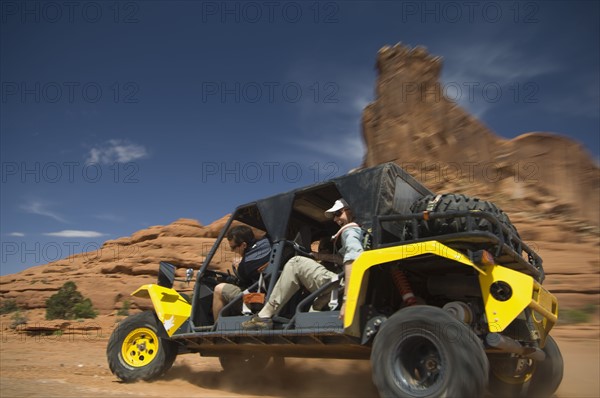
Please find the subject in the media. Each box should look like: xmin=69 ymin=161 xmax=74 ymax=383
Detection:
xmin=362 ymin=43 xmax=600 ymax=227
xmin=0 ymin=218 xmax=233 ymax=313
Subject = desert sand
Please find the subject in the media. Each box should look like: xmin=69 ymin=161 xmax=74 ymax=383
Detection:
xmin=0 ymin=319 xmax=598 ymax=398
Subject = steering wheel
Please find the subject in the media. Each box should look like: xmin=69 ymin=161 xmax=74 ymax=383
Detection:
xmin=231 ymin=263 xmax=241 ymax=280
xmin=285 ymin=240 xmax=314 ymax=258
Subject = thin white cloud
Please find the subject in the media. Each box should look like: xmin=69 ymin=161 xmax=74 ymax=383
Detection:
xmin=43 ymin=230 xmax=107 ymax=238
xmin=8 ymin=232 xmax=25 ymax=237
xmin=442 ymin=41 xmax=559 ymax=83
xmin=20 ymin=201 xmax=67 ymax=223
xmin=280 ymin=59 xmax=373 ymax=169
xmin=86 ymin=139 xmax=148 ymax=165
xmin=352 ymin=91 xmax=373 ymax=114
xmin=295 ymin=133 xmax=365 ymax=166
xmin=442 ymin=43 xmax=598 ymax=121
xmin=283 ymin=57 xmax=375 ymax=121
xmin=439 ymin=40 xmax=561 ymax=119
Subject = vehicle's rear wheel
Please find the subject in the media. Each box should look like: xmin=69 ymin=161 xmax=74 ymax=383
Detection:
xmin=527 ymin=336 xmax=564 ymax=397
xmin=371 ymin=306 xmax=488 ymax=397
xmin=107 ymin=311 xmax=177 ymax=382
xmin=488 ymin=354 xmax=536 ymax=397
xmin=488 ymin=335 xmax=563 ymax=397
xmin=410 ymin=193 xmax=520 ymax=248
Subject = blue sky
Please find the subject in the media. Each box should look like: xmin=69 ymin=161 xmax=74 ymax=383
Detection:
xmin=1 ymin=1 xmax=599 ymax=275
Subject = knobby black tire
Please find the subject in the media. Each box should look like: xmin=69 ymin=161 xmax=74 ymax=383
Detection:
xmin=371 ymin=306 xmax=489 ymax=398
xmin=488 ymin=355 xmax=535 ymax=397
xmin=107 ymin=311 xmax=177 ymax=382
xmin=527 ymin=335 xmax=564 ymax=397
xmin=487 ymin=335 xmax=563 ymax=397
xmin=410 ymin=193 xmax=520 ymax=247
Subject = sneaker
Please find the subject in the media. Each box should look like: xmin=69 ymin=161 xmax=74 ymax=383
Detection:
xmin=241 ymin=315 xmax=273 ymax=330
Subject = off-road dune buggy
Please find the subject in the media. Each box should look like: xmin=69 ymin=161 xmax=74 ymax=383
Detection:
xmin=107 ymin=162 xmax=563 ymax=397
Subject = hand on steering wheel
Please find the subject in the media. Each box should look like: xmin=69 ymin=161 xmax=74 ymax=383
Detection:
xmin=230 ymin=264 xmax=241 ymax=282
xmin=290 ymin=241 xmax=314 ymax=258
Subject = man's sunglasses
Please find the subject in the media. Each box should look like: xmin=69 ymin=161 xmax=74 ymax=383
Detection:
xmin=333 ymin=209 xmax=345 ymax=217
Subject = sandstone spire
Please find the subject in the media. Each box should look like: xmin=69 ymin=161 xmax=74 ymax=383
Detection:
xmin=362 ymin=43 xmax=599 ymax=226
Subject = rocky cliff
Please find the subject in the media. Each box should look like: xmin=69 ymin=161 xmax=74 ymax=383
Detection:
xmin=362 ymin=44 xmax=600 ymax=228
xmin=0 ymin=217 xmax=232 ymax=313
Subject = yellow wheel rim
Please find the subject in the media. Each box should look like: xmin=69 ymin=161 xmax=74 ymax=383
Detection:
xmin=121 ymin=327 xmax=159 ymax=367
xmin=492 ymin=358 xmax=536 ymax=384
xmin=493 ymin=370 xmax=534 ymax=384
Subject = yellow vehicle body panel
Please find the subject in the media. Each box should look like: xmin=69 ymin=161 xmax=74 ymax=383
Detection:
xmin=343 ymin=241 xmax=558 ymax=340
xmin=479 ymin=265 xmax=558 ymax=341
xmin=131 ymin=284 xmax=192 ymax=337
xmin=343 ymin=241 xmax=485 ymax=331
xmin=479 ymin=265 xmax=534 ymax=332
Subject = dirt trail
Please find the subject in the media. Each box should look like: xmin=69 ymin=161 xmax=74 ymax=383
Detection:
xmin=0 ymin=326 xmax=598 ymax=397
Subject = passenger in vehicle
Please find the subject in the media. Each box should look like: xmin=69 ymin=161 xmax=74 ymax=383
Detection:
xmin=212 ymin=225 xmax=272 ymax=319
xmin=242 ymin=199 xmax=363 ymax=330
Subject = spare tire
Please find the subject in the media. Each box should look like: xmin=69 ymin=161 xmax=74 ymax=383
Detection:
xmin=409 ymin=193 xmax=520 ymax=246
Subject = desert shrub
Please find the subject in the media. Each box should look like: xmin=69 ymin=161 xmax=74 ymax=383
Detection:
xmin=0 ymin=299 xmax=19 ymax=314
xmin=73 ymin=298 xmax=98 ymax=319
xmin=10 ymin=310 xmax=28 ymax=329
xmin=558 ymin=304 xmax=597 ymax=325
xmin=116 ymin=300 xmax=130 ymax=316
xmin=46 ymin=281 xmax=98 ymax=320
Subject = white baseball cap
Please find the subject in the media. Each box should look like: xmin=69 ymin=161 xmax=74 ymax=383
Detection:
xmin=324 ymin=199 xmax=349 ymax=218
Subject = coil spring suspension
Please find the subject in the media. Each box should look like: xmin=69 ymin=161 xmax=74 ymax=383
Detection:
xmin=391 ymin=267 xmax=417 ymax=306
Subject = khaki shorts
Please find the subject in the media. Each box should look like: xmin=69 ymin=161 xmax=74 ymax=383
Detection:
xmin=221 ymin=283 xmax=242 ymax=302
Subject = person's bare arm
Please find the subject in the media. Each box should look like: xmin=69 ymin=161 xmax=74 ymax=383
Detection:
xmin=339 ymin=260 xmax=353 ymax=319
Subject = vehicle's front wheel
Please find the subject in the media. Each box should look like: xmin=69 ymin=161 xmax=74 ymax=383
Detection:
xmin=107 ymin=311 xmax=177 ymax=382
xmin=371 ymin=306 xmax=489 ymax=398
